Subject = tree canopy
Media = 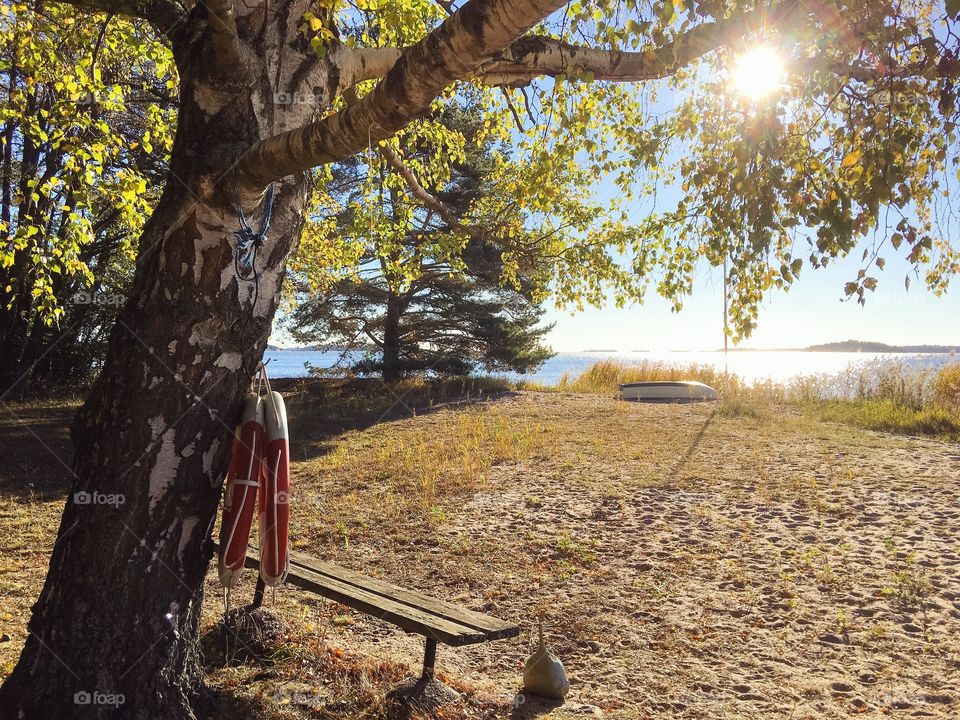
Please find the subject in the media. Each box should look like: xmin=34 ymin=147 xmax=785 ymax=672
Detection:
xmin=290 ymin=101 xmax=554 ymax=378
xmin=5 ymin=1 xmax=960 ymax=717
xmin=4 ymin=0 xmax=960 ymax=364
xmin=0 ymin=3 xmax=174 ymax=388
xmin=271 ymin=0 xmax=960 ymax=339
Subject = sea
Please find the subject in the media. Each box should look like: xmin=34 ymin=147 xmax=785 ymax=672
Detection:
xmin=261 ymin=348 xmax=956 ymax=387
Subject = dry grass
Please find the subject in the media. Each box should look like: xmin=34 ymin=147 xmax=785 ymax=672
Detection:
xmin=793 ymin=362 xmax=960 ymax=440
xmin=547 ymin=360 xmax=960 ymax=441
xmin=932 ymin=363 xmax=960 ymax=414
xmin=3 ymin=382 xmax=960 ymax=719
xmin=296 ymin=406 xmax=551 ymax=537
xmin=0 ymin=401 xmax=75 ymax=677
xmin=552 ymin=359 xmax=738 ymax=395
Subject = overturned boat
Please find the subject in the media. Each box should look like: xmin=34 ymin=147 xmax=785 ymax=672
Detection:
xmin=619 ymin=381 xmax=718 ymax=403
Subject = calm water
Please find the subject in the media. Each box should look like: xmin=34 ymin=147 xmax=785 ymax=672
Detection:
xmin=262 ymin=349 xmax=955 ymax=386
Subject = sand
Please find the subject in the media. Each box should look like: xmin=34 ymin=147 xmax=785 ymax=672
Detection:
xmin=258 ymin=392 xmax=960 ymax=718
xmin=2 ymin=391 xmax=958 ymax=718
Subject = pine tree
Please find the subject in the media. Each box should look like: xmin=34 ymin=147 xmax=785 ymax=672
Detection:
xmin=290 ymin=103 xmax=554 ymax=380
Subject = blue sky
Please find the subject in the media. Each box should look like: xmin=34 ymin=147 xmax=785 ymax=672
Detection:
xmin=542 ymin=251 xmax=960 ymax=352
xmin=541 ymin=157 xmax=960 ymax=352
xmin=540 ymin=54 xmax=960 ymax=352
xmin=543 ymin=167 xmax=959 ymax=352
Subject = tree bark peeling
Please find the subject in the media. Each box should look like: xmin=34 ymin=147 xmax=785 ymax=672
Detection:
xmin=0 ymin=4 xmax=315 ymax=717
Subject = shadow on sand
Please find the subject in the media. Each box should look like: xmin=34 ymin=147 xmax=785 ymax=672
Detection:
xmin=0 ymin=402 xmax=76 ymax=501
xmin=666 ymin=406 xmax=716 ymax=482
xmin=277 ymin=376 xmax=519 ymax=463
xmin=0 ymin=377 xmax=518 ymax=500
xmin=511 ymin=693 xmax=566 ymax=718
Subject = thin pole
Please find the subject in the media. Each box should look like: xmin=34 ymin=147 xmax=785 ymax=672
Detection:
xmin=722 ymin=254 xmax=729 ymax=379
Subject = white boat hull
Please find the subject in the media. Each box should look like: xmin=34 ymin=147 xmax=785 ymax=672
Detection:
xmin=619 ymin=381 xmax=718 ymax=403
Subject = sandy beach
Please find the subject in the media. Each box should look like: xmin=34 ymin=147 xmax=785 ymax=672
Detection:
xmin=2 ymin=390 xmax=958 ymax=718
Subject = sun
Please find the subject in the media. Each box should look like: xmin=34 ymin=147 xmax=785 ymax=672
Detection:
xmin=730 ymin=46 xmax=785 ymax=100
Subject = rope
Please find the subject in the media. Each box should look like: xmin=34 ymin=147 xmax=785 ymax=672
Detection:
xmin=232 ymin=175 xmax=276 ymax=376
xmin=233 ymin=177 xmax=275 ymax=279
xmin=223 ymin=586 xmax=231 ymax=664
xmin=254 ymin=360 xmax=281 ymax=422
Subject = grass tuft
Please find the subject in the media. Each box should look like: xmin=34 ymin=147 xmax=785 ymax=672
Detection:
xmin=808 ymin=399 xmax=960 ymax=441
xmin=933 ymin=363 xmax=960 ymax=415
xmin=553 ymin=359 xmax=739 ymax=395
xmin=550 ymin=360 xmax=960 ymax=440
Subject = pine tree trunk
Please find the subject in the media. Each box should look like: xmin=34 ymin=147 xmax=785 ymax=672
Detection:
xmin=0 ymin=6 xmax=318 ymax=717
xmin=382 ymin=291 xmax=402 ymax=381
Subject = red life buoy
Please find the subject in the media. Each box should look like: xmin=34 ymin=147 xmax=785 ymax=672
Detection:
xmin=259 ymin=390 xmax=289 ymax=587
xmin=218 ymin=393 xmax=264 ymax=588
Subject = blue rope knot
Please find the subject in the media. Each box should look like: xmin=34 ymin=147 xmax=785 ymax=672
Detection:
xmin=233 ymin=182 xmax=275 ymax=281
xmin=231 ymin=177 xmax=277 ymax=378
xmin=233 ymin=227 xmax=265 ymax=275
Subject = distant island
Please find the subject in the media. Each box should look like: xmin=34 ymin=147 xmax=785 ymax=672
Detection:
xmin=266 ymin=344 xmax=367 ymax=352
xmin=717 ymin=340 xmax=960 ymax=353
xmin=805 ymin=340 xmax=960 ymax=353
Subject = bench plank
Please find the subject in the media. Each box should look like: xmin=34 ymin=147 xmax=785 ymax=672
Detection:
xmin=214 ymin=543 xmax=519 ymax=647
xmin=286 ymin=548 xmax=517 ymax=638
xmin=286 ymin=563 xmax=487 ymax=646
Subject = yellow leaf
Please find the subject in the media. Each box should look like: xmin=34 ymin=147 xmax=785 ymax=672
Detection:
xmin=841 ymin=150 xmax=862 ymax=168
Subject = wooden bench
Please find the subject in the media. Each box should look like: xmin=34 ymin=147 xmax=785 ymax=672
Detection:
xmin=214 ymin=543 xmax=520 ymax=679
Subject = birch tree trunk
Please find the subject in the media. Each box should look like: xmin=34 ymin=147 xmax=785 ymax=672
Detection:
xmin=0 ymin=0 xmax=581 ymax=715
xmin=0 ymin=5 xmax=318 ymax=717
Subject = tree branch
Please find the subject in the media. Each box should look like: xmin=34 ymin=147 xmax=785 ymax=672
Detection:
xmin=331 ymin=1 xmax=801 ymax=94
xmin=238 ymin=0 xmax=568 ymax=186
xmin=379 ymin=141 xmax=463 ymax=226
xmin=341 ymin=86 xmax=461 ymax=229
xmin=204 ymin=0 xmax=243 ymax=72
xmin=477 ymin=2 xmax=800 ymax=85
xmin=341 ymin=47 xmax=405 ymax=87
xmin=478 ymin=30 xmax=731 ymax=85
xmin=53 ymin=0 xmax=185 ymax=35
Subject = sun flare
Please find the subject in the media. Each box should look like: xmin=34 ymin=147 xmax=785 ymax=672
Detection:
xmin=730 ymin=46 xmax=785 ymax=100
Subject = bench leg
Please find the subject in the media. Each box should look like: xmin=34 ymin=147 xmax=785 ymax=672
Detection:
xmin=422 ymin=638 xmax=437 ymax=679
xmin=249 ymin=576 xmax=265 ymax=610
